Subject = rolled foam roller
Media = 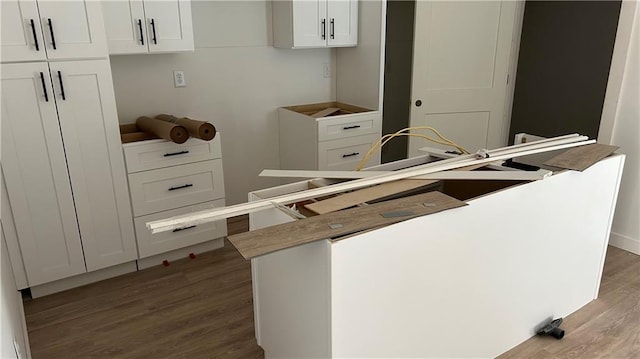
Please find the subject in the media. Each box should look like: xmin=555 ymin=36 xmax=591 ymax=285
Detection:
xmin=155 ymin=114 xmax=217 ymax=141
xmin=135 ymin=116 xmax=189 ymax=144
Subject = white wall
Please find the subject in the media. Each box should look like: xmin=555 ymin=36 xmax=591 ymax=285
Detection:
xmin=609 ymin=3 xmax=639 ymax=254
xmin=110 ymin=1 xmax=336 ymax=204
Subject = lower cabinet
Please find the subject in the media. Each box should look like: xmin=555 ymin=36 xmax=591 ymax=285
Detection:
xmin=123 ymin=135 xmax=227 ymax=262
xmin=278 ymin=102 xmax=382 ymax=171
xmin=1 ymin=59 xmax=136 ymax=287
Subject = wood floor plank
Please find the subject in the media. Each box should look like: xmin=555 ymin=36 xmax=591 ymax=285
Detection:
xmin=23 ymin=218 xmax=639 ymax=359
xmin=228 ymin=191 xmax=466 ymax=259
xmin=544 ymin=143 xmax=619 ymax=171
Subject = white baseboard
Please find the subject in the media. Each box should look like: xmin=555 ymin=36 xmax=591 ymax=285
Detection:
xmin=609 ymin=232 xmax=640 ymax=255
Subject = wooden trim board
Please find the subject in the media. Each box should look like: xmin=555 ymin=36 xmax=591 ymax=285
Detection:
xmin=147 ymin=135 xmax=593 ymax=233
xmin=227 ymin=191 xmax=466 ymax=259
xmin=259 ymin=169 xmax=552 ymax=181
xmin=544 ymin=143 xmax=619 ymax=171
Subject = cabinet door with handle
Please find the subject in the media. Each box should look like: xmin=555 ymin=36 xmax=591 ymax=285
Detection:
xmin=1 ymin=62 xmax=85 ymax=286
xmin=36 ymin=0 xmax=108 ymax=60
xmin=327 ymin=0 xmax=358 ymax=47
xmin=102 ymin=0 xmax=148 ymax=55
xmin=0 ymin=0 xmax=46 ymax=62
xmin=51 ymin=59 xmax=137 ymax=271
xmin=143 ymin=0 xmax=194 ymax=53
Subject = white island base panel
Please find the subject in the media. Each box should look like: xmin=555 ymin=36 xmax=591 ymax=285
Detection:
xmin=250 ymin=154 xmax=624 ymax=358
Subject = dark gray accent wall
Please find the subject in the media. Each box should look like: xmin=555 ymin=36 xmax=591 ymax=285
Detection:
xmin=509 ymin=1 xmax=621 ymax=143
xmin=382 ymin=0 xmax=415 ymax=162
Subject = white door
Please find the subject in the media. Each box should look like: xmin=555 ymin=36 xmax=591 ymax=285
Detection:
xmin=327 ymin=0 xmax=358 ymax=47
xmin=408 ymin=1 xmax=518 ymax=157
xmin=292 ymin=0 xmax=328 ymax=48
xmin=143 ymin=0 xmax=194 ymax=53
xmin=102 ymin=0 xmax=148 ymax=55
xmin=51 ymin=59 xmax=137 ymax=271
xmin=1 ymin=62 xmax=86 ymax=286
xmin=0 ymin=0 xmax=46 ymax=62
xmin=36 ymin=0 xmax=108 ymax=60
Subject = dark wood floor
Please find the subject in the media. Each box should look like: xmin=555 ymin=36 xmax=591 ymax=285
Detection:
xmin=24 ymin=216 xmax=639 ymax=358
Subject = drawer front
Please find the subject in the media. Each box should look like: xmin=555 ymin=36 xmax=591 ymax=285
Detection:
xmin=134 ymin=199 xmax=227 ymax=258
xmin=128 ymin=160 xmax=225 ymax=216
xmin=317 ymin=112 xmax=381 ymax=142
xmin=123 ymin=136 xmax=222 ymax=173
xmin=318 ymin=134 xmax=381 ymax=171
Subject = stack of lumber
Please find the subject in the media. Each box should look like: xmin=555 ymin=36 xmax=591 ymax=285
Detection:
xmin=146 ymin=134 xmax=616 ymax=235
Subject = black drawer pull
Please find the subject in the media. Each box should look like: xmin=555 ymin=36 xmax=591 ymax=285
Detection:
xmin=330 ymin=18 xmax=335 ymax=39
xmin=168 ymin=184 xmax=193 ymax=191
xmin=137 ymin=19 xmax=144 ymax=45
xmin=321 ymin=19 xmax=326 ymax=40
xmin=39 ymin=72 xmax=49 ymax=102
xmin=30 ymin=19 xmax=40 ymax=51
xmin=57 ymin=71 xmax=66 ymax=100
xmin=343 ymin=125 xmax=361 ymax=130
xmin=172 ymin=225 xmax=196 ymax=233
xmin=47 ymin=18 xmax=57 ymax=50
xmin=164 ymin=150 xmax=189 ymax=157
xmin=342 ymin=152 xmax=359 ymax=158
xmin=150 ymin=18 xmax=157 ymax=44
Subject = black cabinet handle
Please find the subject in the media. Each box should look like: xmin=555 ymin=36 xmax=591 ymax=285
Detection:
xmin=172 ymin=225 xmax=196 ymax=233
xmin=168 ymin=183 xmax=193 ymax=191
xmin=57 ymin=71 xmax=66 ymax=100
xmin=342 ymin=152 xmax=359 ymax=158
xmin=163 ymin=150 xmax=189 ymax=157
xmin=330 ymin=18 xmax=335 ymax=39
xmin=321 ymin=19 xmax=326 ymax=40
xmin=137 ymin=19 xmax=144 ymax=45
xmin=39 ymin=72 xmax=49 ymax=102
xmin=30 ymin=19 xmax=40 ymax=51
xmin=150 ymin=18 xmax=157 ymax=44
xmin=342 ymin=125 xmax=361 ymax=130
xmin=47 ymin=18 xmax=57 ymax=50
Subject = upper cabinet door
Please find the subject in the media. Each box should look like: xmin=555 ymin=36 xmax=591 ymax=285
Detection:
xmin=102 ymin=0 xmax=148 ymax=55
xmin=143 ymin=0 xmax=194 ymax=53
xmin=36 ymin=0 xmax=108 ymax=60
xmin=327 ymin=0 xmax=357 ymax=47
xmin=1 ymin=0 xmax=47 ymax=62
xmin=291 ymin=0 xmax=328 ymax=48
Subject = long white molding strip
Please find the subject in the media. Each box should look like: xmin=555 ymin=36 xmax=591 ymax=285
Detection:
xmin=147 ymin=135 xmax=593 ymax=233
xmin=259 ymin=169 xmax=553 ymax=181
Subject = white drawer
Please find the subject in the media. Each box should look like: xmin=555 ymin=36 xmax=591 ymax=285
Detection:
xmin=317 ymin=112 xmax=381 ymax=142
xmin=134 ymin=199 xmax=227 ymax=258
xmin=123 ymin=136 xmax=222 ymax=173
xmin=128 ymin=159 xmax=225 ymax=216
xmin=318 ymin=133 xmax=381 ymax=171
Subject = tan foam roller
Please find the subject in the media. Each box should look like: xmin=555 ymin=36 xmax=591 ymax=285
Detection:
xmin=155 ymin=114 xmax=217 ymax=141
xmin=135 ymin=116 xmax=189 ymax=144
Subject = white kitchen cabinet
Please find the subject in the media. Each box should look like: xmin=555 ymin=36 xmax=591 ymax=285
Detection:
xmin=0 ymin=0 xmax=107 ymax=62
xmin=1 ymin=60 xmax=137 ymax=286
xmin=102 ymin=0 xmax=194 ymax=55
xmin=279 ymin=102 xmax=381 ymax=171
xmin=272 ymin=0 xmax=358 ymax=49
xmin=122 ymin=135 xmax=227 ymax=261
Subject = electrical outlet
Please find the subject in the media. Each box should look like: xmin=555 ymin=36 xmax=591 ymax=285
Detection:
xmin=173 ymin=70 xmax=186 ymax=87
xmin=323 ymin=63 xmax=331 ymax=78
